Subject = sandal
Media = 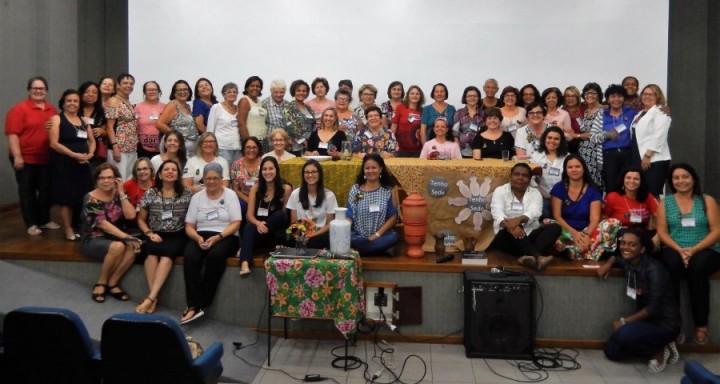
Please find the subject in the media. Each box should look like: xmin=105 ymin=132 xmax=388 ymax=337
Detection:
xmin=135 ymin=297 xmax=156 ymax=314
xmin=695 ymin=327 xmax=709 ymax=345
xmin=107 ymin=285 xmax=130 ymax=301
xmin=91 ymin=283 xmax=106 ymax=303
xmin=180 ymin=307 xmax=205 ymax=325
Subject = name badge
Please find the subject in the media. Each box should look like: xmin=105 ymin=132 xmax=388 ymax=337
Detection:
xmin=614 ymin=124 xmax=627 ymax=133
xmin=575 ymin=117 xmax=583 ymax=126
xmin=76 ymin=129 xmax=88 ymax=139
xmin=149 ymin=114 xmax=159 ymax=120
xmin=82 ymin=117 xmax=95 ymax=125
xmin=297 ymin=138 xmax=306 ymax=144
xmin=161 ymin=210 xmax=173 ymax=220
xmin=257 ymin=207 xmax=269 ymax=217
xmin=630 ymin=212 xmax=642 ymax=223
xmin=508 ymin=124 xmax=517 ymax=132
xmin=408 ymin=114 xmax=417 ymax=123
xmin=511 ymin=202 xmax=524 ymax=211
xmin=364 ymin=130 xmax=374 ymax=139
xmin=245 ymin=179 xmax=255 ymax=187
xmin=369 ymin=203 xmax=381 ymax=213
xmin=548 ymin=167 xmax=561 ymax=176
xmin=135 ymin=114 xmax=140 ymax=120
xmin=206 ymin=210 xmax=220 ymax=221
xmin=469 ymin=123 xmax=478 ymax=132
xmin=231 ymin=119 xmax=238 ymax=127
xmin=626 ymin=284 xmax=636 ymax=300
xmin=681 ymin=217 xmax=696 ymax=227
xmin=318 ymin=142 xmax=328 ymax=149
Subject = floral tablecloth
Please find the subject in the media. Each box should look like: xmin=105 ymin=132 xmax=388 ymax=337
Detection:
xmin=264 ymin=255 xmax=365 ymax=337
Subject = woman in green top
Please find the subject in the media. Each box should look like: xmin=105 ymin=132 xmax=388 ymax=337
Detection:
xmin=656 ymin=163 xmax=720 ymax=345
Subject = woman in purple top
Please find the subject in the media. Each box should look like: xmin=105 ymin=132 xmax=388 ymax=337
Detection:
xmin=549 ymin=154 xmax=620 ymax=260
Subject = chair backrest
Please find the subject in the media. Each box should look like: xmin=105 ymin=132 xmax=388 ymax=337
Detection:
xmin=3 ymin=306 xmax=100 ymax=384
xmin=101 ymin=312 xmax=200 ymax=384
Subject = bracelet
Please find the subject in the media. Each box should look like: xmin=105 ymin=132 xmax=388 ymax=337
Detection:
xmin=144 ymin=230 xmax=153 ymax=235
xmin=374 ymin=232 xmax=381 ymax=238
xmin=217 ymin=233 xmax=224 ymax=240
xmin=619 ymin=317 xmax=626 ymax=325
xmin=110 ymin=142 xmax=117 ymax=147
xmin=120 ymin=194 xmax=129 ymax=201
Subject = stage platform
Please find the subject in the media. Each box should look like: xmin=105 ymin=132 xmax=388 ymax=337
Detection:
xmin=1 ymin=205 xmax=718 ymax=351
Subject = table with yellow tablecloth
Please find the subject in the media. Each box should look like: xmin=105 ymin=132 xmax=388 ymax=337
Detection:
xmin=279 ymin=157 xmax=529 ymax=251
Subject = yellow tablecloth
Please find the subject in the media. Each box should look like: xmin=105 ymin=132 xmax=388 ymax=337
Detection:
xmin=279 ymin=158 xmax=362 ymax=207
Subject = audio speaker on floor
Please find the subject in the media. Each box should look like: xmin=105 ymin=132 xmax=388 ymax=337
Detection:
xmin=463 ymin=270 xmax=535 ymax=360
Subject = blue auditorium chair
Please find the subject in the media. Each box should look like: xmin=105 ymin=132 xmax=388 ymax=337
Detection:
xmin=3 ymin=306 xmax=101 ymax=384
xmin=682 ymin=360 xmax=720 ymax=384
xmin=101 ymin=312 xmax=223 ymax=384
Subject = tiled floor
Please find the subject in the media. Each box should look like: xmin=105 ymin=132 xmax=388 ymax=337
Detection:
xmin=249 ymin=339 xmax=720 ymax=384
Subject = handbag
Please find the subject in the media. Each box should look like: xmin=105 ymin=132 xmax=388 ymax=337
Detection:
xmin=186 ymin=336 xmax=204 ymax=359
xmin=95 ymin=137 xmax=108 ymax=161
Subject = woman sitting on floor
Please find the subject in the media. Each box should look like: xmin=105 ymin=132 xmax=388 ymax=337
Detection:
xmin=285 ymin=159 xmax=338 ymax=249
xmin=346 ymin=153 xmax=400 ymax=255
xmin=548 ymin=154 xmax=621 ymax=260
xmin=81 ymin=163 xmax=140 ymax=303
xmin=597 ymin=228 xmax=680 ymax=373
xmin=488 ymin=163 xmax=561 ymax=271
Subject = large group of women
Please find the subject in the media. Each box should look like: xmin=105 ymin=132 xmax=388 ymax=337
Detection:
xmin=5 ymin=74 xmax=718 ymax=369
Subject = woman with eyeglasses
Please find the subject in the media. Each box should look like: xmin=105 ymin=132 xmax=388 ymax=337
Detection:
xmin=105 ymin=73 xmax=139 ymax=180
xmin=230 ymin=137 xmax=262 ymax=214
xmin=192 ymin=78 xmax=218 ymax=134
xmin=81 ymin=164 xmax=140 ymax=303
xmin=352 ymin=106 xmax=398 ymax=158
xmin=282 ymin=79 xmax=316 ymax=155
xmin=452 ymin=86 xmax=485 ymax=158
xmin=49 ymin=89 xmax=95 ymax=241
xmin=207 ymin=82 xmax=241 ymax=166
xmin=420 ymin=83 xmax=455 ymax=144
xmin=239 ymin=156 xmax=292 ymax=276
xmin=135 ymin=159 xmax=192 ymax=314
xmin=156 ymin=80 xmax=198 ymax=155
xmin=285 ymin=160 xmax=338 ymax=249
xmin=574 ymin=82 xmax=605 ymax=190
xmin=263 ymin=128 xmax=296 ymax=161
xmin=150 ymin=130 xmax=187 ymax=175
xmin=498 ymin=86 xmax=527 ymax=139
xmin=562 ymin=86 xmax=584 ymax=154
xmin=134 ymin=81 xmax=165 ymax=160
xmin=335 ymin=89 xmax=363 ymax=143
xmin=123 ymin=157 xmax=155 ymax=210
xmin=346 ymin=153 xmax=400 ymax=255
xmin=182 ymin=132 xmax=229 ymax=194
xmin=354 ymin=84 xmax=380 ymax=126
xmin=182 ymin=162 xmax=242 ymax=324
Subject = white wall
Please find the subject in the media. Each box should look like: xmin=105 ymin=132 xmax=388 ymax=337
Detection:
xmin=129 ymin=0 xmax=668 ymax=105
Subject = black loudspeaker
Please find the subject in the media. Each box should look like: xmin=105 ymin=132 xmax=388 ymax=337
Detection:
xmin=463 ymin=270 xmax=535 ymax=360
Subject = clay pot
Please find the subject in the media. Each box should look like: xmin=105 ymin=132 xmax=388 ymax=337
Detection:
xmin=401 ymin=192 xmax=428 ymax=258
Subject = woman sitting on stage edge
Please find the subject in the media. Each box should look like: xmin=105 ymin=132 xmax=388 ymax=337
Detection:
xmin=488 ymin=163 xmax=561 ymax=271
xmin=346 ymin=153 xmax=400 ymax=255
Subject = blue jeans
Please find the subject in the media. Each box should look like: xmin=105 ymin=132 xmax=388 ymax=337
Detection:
xmin=351 ymin=230 xmax=400 ymax=256
xmin=604 ymin=320 xmax=678 ymax=361
xmin=217 ymin=149 xmax=241 ymax=169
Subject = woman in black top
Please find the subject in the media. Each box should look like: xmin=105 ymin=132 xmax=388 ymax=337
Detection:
xmin=471 ymin=107 xmax=514 ymax=159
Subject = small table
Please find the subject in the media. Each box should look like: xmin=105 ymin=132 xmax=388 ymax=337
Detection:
xmin=264 ymin=254 xmax=365 ymax=366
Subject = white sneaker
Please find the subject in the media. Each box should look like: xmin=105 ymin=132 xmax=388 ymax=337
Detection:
xmin=27 ymin=225 xmax=42 ymax=235
xmin=239 ymin=261 xmax=251 ymax=276
xmin=665 ymin=341 xmax=680 ymax=365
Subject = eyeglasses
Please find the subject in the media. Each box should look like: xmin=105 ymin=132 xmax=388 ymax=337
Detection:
xmin=136 ymin=167 xmax=151 ymax=171
xmin=336 ymin=98 xmax=350 ymax=103
xmin=466 ymin=94 xmax=479 ymax=98
xmin=641 ymin=92 xmax=656 ymax=97
xmin=528 ymin=111 xmax=544 ymax=116
xmin=97 ymin=176 xmax=115 ymax=181
xmin=30 ymin=87 xmax=47 ymax=91
xmin=224 ymin=90 xmax=238 ymax=94
xmin=361 ymin=93 xmax=375 ymax=97
xmin=503 ymin=94 xmax=516 ymax=98
xmin=304 ymin=170 xmax=319 ymax=175
xmin=584 ymin=91 xmax=598 ymax=96
xmin=202 ymin=140 xmax=217 ymax=145
xmin=271 ymin=139 xmax=285 ymax=143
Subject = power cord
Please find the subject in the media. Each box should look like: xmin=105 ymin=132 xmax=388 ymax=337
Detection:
xmin=232 ymin=285 xmax=269 ymax=351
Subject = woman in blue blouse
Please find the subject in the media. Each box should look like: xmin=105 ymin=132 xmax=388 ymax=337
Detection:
xmin=420 ymin=83 xmax=455 ymax=144
xmin=549 ymin=154 xmax=620 ymax=260
xmin=192 ymin=78 xmax=218 ymax=133
xmin=346 ymin=153 xmax=400 ymax=255
xmin=656 ymin=163 xmax=720 ymax=345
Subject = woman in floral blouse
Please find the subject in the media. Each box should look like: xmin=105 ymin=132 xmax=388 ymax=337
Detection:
xmin=105 ymin=73 xmax=139 ymax=180
xmin=352 ymin=106 xmax=398 ymax=158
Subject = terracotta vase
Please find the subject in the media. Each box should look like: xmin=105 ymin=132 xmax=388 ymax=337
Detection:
xmin=401 ymin=192 xmax=428 ymax=258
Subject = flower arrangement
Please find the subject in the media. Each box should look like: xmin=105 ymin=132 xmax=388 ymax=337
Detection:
xmin=286 ymin=218 xmax=317 ymax=239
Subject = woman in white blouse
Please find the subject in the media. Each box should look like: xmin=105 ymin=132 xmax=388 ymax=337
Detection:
xmin=206 ymin=82 xmax=240 ymax=166
xmin=530 ymin=126 xmax=569 ymax=219
xmin=631 ymin=84 xmax=671 ymax=196
xmin=285 ymin=160 xmax=338 ymax=249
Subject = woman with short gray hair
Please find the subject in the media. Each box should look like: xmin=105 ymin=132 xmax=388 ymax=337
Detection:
xmin=207 ymin=82 xmax=241 ymax=165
